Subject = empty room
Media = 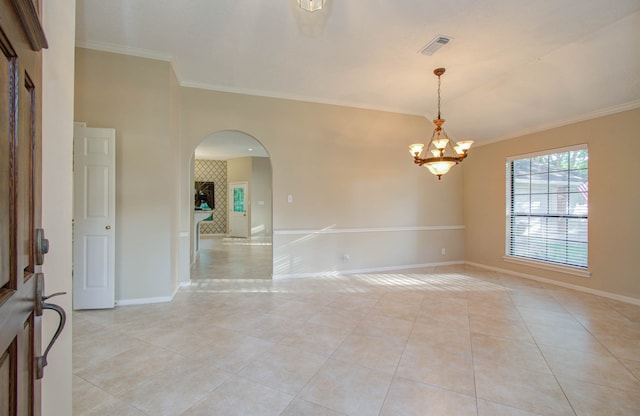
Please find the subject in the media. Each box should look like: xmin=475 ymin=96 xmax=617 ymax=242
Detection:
xmin=3 ymin=0 xmax=638 ymax=415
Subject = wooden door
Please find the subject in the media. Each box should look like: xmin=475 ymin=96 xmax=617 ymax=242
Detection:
xmin=0 ymin=0 xmax=48 ymax=414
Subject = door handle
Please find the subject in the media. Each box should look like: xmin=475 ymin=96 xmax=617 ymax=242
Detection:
xmin=36 ymin=298 xmax=66 ymax=379
xmin=105 ymin=225 xmax=111 ymax=230
xmin=34 ymin=273 xmax=67 ymax=379
xmin=35 ymin=228 xmax=49 ymax=265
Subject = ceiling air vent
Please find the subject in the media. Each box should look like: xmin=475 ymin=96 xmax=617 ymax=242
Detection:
xmin=419 ymin=35 xmax=453 ymax=56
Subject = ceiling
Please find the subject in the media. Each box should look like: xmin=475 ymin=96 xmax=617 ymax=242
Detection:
xmin=76 ymin=0 xmax=640 ymax=158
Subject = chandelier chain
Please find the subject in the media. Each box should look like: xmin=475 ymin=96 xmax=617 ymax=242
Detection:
xmin=437 ymin=73 xmax=441 ymax=119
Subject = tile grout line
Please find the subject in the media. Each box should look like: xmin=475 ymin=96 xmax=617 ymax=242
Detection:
xmin=375 ymin=288 xmax=427 ymax=416
xmin=508 ymin=283 xmax=579 ymax=416
xmin=465 ymin=274 xmax=480 ymax=416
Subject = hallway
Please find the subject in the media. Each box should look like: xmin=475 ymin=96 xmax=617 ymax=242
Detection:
xmin=191 ymin=235 xmax=273 ymax=280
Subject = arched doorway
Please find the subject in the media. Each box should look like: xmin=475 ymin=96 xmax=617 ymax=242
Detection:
xmin=191 ymin=130 xmax=273 ymax=280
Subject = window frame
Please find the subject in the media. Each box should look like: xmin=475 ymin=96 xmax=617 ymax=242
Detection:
xmin=505 ymin=144 xmax=591 ymax=277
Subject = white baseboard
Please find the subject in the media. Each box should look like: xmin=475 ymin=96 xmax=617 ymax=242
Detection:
xmin=115 ymin=296 xmax=173 ymax=306
xmin=273 ymin=261 xmax=464 ymax=279
xmin=115 ymin=281 xmax=186 ymax=306
xmin=465 ymin=261 xmax=640 ymax=306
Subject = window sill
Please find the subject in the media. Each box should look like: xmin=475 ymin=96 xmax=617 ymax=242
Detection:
xmin=503 ymin=256 xmax=591 ymax=278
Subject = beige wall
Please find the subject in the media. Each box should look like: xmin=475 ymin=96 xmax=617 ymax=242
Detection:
xmin=42 ymin=1 xmax=75 ymax=414
xmin=180 ymin=87 xmax=465 ymax=277
xmin=74 ymin=48 xmax=180 ymax=301
xmin=169 ymin=60 xmax=181 ymax=292
xmin=464 ymin=108 xmax=640 ymax=301
xmin=227 ymin=156 xmax=252 ymax=183
xmin=73 ymin=47 xmax=638 ymax=300
xmin=74 ymin=48 xmax=465 ymax=289
xmin=251 ymin=157 xmax=273 ymax=236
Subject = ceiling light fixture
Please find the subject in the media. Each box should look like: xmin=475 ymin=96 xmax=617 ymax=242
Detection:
xmin=409 ymin=68 xmax=473 ymax=180
xmin=297 ymin=0 xmax=325 ymax=12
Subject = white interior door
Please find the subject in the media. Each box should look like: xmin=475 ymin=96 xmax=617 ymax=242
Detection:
xmin=228 ymin=182 xmax=249 ymax=238
xmin=73 ymin=125 xmax=116 ymax=309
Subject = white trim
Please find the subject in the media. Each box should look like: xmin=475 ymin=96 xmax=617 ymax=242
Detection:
xmin=274 ymin=225 xmax=464 ymax=236
xmin=116 ymin=282 xmax=184 ymax=306
xmin=506 ymin=144 xmax=588 ymax=162
xmin=77 ymin=40 xmax=419 ymax=116
xmin=75 ymin=42 xmax=640 ymax=142
xmin=503 ymin=255 xmax=591 ymax=278
xmin=180 ymin=81 xmax=421 ymax=117
xmin=273 ymin=261 xmax=464 ymax=279
xmin=466 ymin=261 xmax=639 ymax=306
xmin=76 ymin=40 xmax=174 ymax=62
xmin=477 ymin=99 xmax=640 ymax=147
xmin=179 ymin=231 xmax=189 ymax=237
xmin=115 ymin=296 xmax=173 ymax=306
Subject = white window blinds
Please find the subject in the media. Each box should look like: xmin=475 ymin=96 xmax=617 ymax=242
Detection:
xmin=506 ymin=145 xmax=588 ymax=269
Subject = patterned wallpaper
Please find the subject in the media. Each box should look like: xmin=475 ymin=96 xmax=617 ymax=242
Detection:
xmin=194 ymin=159 xmax=227 ymax=234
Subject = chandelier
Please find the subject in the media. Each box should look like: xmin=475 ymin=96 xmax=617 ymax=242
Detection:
xmin=297 ymin=0 xmax=326 ymax=12
xmin=409 ymin=68 xmax=473 ymax=179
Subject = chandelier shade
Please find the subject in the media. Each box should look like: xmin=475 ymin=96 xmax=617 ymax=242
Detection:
xmin=297 ymin=0 xmax=326 ymax=12
xmin=410 ymin=68 xmax=473 ymax=180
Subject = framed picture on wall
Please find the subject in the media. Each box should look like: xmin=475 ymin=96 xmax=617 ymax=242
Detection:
xmin=195 ymin=181 xmax=215 ymax=210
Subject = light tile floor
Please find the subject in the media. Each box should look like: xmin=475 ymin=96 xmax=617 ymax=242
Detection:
xmin=73 ymin=242 xmax=640 ymax=415
xmin=191 ymin=235 xmax=273 ymax=280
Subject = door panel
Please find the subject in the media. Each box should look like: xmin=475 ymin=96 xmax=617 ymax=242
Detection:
xmin=0 ymin=347 xmax=11 ymax=414
xmin=0 ymin=0 xmax=48 ymax=414
xmin=73 ymin=126 xmax=116 ymax=309
xmin=0 ymin=38 xmax=10 ymax=289
xmin=228 ymin=182 xmax=249 ymax=238
xmin=83 ymin=235 xmax=109 ymax=288
xmin=18 ymin=75 xmax=36 ymax=278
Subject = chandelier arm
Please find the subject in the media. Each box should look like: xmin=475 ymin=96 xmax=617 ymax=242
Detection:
xmin=424 ymin=128 xmax=438 ymax=149
xmin=413 ymin=156 xmax=463 ymax=166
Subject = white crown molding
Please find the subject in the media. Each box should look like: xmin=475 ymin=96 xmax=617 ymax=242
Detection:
xmin=76 ymin=40 xmax=174 ymax=62
xmin=477 ymin=99 xmax=640 ymax=147
xmin=180 ymin=80 xmax=422 ymax=116
xmin=76 ymin=43 xmax=640 ymax=146
xmin=75 ymin=41 xmax=420 ymax=115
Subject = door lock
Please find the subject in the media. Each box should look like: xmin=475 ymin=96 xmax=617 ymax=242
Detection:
xmin=35 ymin=228 xmax=49 ymax=265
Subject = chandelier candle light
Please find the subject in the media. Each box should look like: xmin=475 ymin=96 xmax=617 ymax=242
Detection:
xmin=409 ymin=68 xmax=473 ymax=180
xmin=297 ymin=0 xmax=325 ymax=12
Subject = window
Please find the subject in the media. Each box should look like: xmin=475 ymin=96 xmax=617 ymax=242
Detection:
xmin=506 ymin=145 xmax=588 ymax=271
